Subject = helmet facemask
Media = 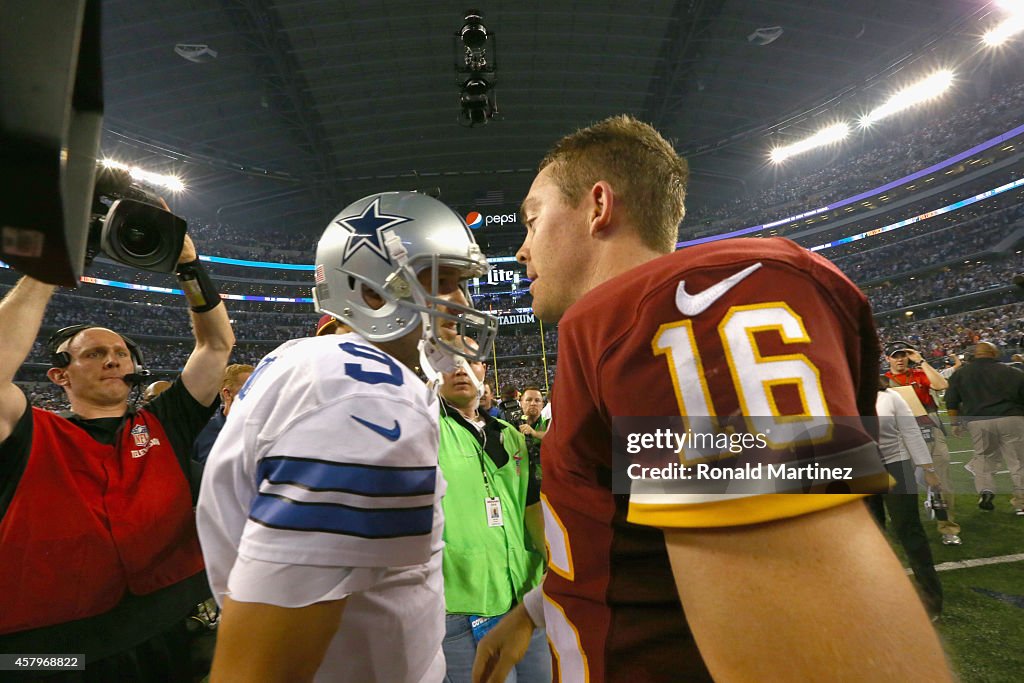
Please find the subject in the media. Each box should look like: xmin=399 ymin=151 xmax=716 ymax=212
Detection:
xmin=313 ymin=192 xmax=499 ymax=374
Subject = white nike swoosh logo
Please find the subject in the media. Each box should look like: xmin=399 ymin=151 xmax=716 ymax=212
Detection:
xmin=675 ymin=262 xmax=762 ymax=317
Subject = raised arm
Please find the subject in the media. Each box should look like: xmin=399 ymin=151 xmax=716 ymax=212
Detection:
xmin=909 ymin=350 xmax=948 ymax=390
xmin=0 ymin=277 xmax=57 ymax=443
xmin=177 ymin=235 xmax=235 ymax=406
xmin=663 ymin=502 xmax=952 ymax=681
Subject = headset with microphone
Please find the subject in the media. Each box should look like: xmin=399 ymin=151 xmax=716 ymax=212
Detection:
xmin=47 ymin=324 xmax=150 ymax=385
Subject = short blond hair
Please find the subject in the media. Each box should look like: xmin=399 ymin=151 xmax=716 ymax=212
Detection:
xmin=540 ymin=115 xmax=688 ymax=253
xmin=222 ymin=363 xmax=255 ymax=391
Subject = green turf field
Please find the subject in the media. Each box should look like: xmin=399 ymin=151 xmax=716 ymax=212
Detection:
xmin=882 ymin=425 xmax=1024 ymax=683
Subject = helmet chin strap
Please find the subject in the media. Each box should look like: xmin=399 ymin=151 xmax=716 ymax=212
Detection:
xmin=418 ymin=342 xmax=483 ymax=400
xmin=459 ymin=355 xmax=485 ymax=399
xmin=419 ymin=331 xmax=458 ymax=377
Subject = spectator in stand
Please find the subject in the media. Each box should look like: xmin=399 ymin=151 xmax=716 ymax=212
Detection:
xmin=193 ymin=363 xmax=255 ymax=464
xmin=946 ymin=341 xmax=1024 ymax=516
xmin=885 ymin=340 xmax=961 ymax=545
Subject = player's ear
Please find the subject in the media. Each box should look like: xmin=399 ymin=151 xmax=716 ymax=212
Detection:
xmin=588 ymin=180 xmax=614 ymax=236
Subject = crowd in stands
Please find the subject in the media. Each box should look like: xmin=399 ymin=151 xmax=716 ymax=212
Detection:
xmin=1 ymin=289 xmax=311 ymax=341
xmin=479 ymin=292 xmax=532 ymax=311
xmin=20 ymin=298 xmax=1020 ymax=411
xmin=186 ymin=220 xmax=317 ymax=262
xmin=9 ymin=71 xmax=1024 ymax=410
xmin=9 ymin=201 xmax=1020 ymax=378
xmin=492 ymin=330 xmax=558 ymax=358
xmin=688 ymin=78 xmax=1024 ymax=235
xmin=204 ymin=262 xmax=312 ymax=282
xmin=488 ymin=304 xmax=1024 ymax=395
xmin=108 ymin=72 xmax=1021 ymax=271
xmin=878 ymin=302 xmax=1024 ymax=358
xmin=864 ymin=252 xmax=1023 ymax=313
xmin=489 ymin=363 xmax=556 ymax=397
xmin=830 ymin=202 xmax=1024 ymax=282
xmin=16 ymin=382 xmax=68 ymax=413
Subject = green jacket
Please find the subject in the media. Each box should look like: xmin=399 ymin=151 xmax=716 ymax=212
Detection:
xmin=438 ymin=404 xmax=544 ymax=616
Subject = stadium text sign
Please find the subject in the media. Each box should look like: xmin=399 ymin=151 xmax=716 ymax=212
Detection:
xmin=498 ymin=311 xmax=536 ymax=326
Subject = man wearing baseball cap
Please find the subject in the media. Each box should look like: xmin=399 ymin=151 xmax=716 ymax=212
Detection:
xmin=884 ymin=340 xmax=961 ymax=545
xmin=315 ymin=314 xmax=351 ymax=337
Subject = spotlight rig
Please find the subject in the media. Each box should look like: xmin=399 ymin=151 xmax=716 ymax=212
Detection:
xmin=455 ymin=9 xmax=498 ymax=127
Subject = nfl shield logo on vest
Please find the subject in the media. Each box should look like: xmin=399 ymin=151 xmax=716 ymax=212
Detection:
xmin=131 ymin=424 xmax=150 ymax=447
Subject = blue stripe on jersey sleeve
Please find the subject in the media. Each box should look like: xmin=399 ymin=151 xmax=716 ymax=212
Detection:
xmin=257 ymin=456 xmax=436 ymax=497
xmin=248 ymin=493 xmax=435 ymax=538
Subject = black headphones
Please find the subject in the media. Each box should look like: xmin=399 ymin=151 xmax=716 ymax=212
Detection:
xmin=47 ymin=324 xmax=146 ymax=374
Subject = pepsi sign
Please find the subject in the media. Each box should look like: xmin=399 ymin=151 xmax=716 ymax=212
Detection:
xmin=465 ymin=211 xmax=519 ymax=229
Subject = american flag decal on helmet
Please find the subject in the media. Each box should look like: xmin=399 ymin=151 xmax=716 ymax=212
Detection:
xmin=315 ymin=264 xmax=326 ymax=284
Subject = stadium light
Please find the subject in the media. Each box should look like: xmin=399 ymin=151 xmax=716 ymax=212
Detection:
xmin=860 ymin=69 xmax=955 ymax=127
xmin=769 ymin=122 xmax=850 ymax=163
xmin=983 ymin=1 xmax=1024 ymax=46
xmin=101 ymin=158 xmax=186 ymax=192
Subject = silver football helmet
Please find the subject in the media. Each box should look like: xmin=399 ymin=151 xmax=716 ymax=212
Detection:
xmin=313 ymin=191 xmax=498 ymax=370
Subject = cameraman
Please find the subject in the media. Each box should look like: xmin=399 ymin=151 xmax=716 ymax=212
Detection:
xmin=0 ymin=234 xmax=234 ymax=680
xmin=496 ymin=386 xmax=520 ymax=423
xmin=518 ymin=387 xmax=549 ymax=483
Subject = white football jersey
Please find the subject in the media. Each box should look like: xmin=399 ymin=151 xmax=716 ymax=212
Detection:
xmin=197 ymin=333 xmax=445 ymax=683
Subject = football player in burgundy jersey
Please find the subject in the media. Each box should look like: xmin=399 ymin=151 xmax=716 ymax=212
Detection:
xmin=472 ymin=116 xmax=952 ymax=682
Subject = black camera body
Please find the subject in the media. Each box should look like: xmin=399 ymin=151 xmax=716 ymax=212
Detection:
xmin=499 ymin=398 xmax=524 ymax=425
xmin=89 ymin=166 xmax=186 ymax=273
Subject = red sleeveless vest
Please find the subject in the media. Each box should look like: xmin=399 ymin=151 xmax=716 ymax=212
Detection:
xmin=0 ymin=408 xmax=204 ymax=634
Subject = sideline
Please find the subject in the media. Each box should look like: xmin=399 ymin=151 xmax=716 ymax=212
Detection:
xmin=934 ymin=553 xmax=1024 ymax=573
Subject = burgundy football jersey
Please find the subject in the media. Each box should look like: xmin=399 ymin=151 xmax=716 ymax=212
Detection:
xmin=539 ymin=237 xmax=881 ymax=682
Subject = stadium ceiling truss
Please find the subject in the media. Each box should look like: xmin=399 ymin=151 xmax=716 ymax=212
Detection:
xmin=100 ymin=0 xmax=1014 ymax=250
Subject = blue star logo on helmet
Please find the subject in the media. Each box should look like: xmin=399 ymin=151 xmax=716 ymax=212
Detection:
xmin=335 ymin=196 xmax=412 ymax=264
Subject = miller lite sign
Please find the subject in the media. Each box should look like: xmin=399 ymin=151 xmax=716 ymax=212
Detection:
xmin=487 ymin=267 xmax=520 ymax=285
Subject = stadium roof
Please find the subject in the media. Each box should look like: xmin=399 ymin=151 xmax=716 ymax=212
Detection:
xmin=100 ymin=0 xmax=1018 ymax=253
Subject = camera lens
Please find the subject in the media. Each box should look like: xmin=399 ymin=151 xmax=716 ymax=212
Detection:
xmin=118 ymin=223 xmax=161 ymax=258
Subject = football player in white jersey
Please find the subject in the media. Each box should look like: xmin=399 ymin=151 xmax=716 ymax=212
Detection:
xmin=197 ymin=191 xmax=498 ymax=683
